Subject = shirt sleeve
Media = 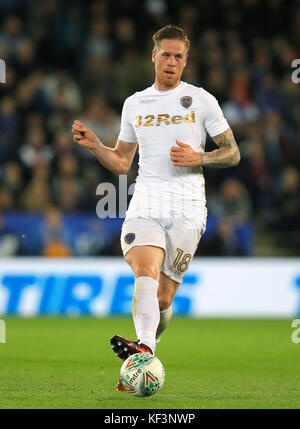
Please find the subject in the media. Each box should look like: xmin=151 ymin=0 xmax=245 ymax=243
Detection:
xmin=118 ymin=97 xmax=138 ymax=143
xmin=202 ymin=92 xmax=230 ymax=137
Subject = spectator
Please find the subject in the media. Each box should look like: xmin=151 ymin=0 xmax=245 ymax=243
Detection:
xmin=21 ymin=179 xmax=52 ymax=212
xmin=0 ymin=1 xmax=299 ymax=256
xmin=222 ymin=72 xmax=260 ymax=127
xmin=53 ymin=130 xmax=75 ymax=158
xmin=85 ymin=18 xmax=113 ymax=62
xmin=53 ymin=177 xmax=84 ymax=211
xmin=202 ymin=219 xmax=245 ymax=257
xmin=0 ymin=96 xmax=19 ymax=141
xmin=113 ymin=18 xmax=137 ymax=59
xmin=19 ymin=127 xmax=53 ymax=169
xmin=14 ymin=39 xmax=37 ymax=79
xmin=16 ymin=70 xmax=50 ymax=114
xmin=78 ymin=94 xmax=120 ymax=148
xmin=0 ymin=15 xmax=26 ymax=58
xmin=209 ymin=179 xmax=252 ymax=225
xmin=0 ymin=186 xmax=15 ymax=212
xmin=3 ymin=161 xmax=24 ymax=204
xmin=41 ymin=206 xmax=73 ymax=257
xmin=43 ymin=71 xmax=82 ymax=113
xmin=269 ymin=166 xmax=300 ymax=233
xmin=0 ymin=214 xmax=19 ymax=256
xmin=43 ymin=236 xmax=73 ymax=257
xmin=0 ymin=96 xmax=19 ymax=163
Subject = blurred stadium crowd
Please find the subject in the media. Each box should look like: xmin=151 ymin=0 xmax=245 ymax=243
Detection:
xmin=0 ymin=0 xmax=300 ymax=257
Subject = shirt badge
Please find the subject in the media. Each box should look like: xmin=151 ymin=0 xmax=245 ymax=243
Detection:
xmin=124 ymin=233 xmax=135 ymax=244
xmin=180 ymin=96 xmax=193 ymax=108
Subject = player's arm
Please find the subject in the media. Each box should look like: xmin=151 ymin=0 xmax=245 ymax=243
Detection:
xmin=72 ymin=120 xmax=138 ymax=175
xmin=201 ymin=128 xmax=240 ymax=168
xmin=170 ymin=128 xmax=240 ymax=168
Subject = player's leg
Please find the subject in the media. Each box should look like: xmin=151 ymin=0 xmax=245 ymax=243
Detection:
xmin=156 ymin=272 xmax=179 ymax=343
xmin=113 ymin=244 xmax=164 ymax=393
xmin=126 ymin=244 xmax=164 ymax=354
xmin=111 ymin=217 xmax=166 ymax=360
xmin=156 ymin=212 xmax=206 ymax=344
xmin=126 ymin=244 xmax=164 ymax=281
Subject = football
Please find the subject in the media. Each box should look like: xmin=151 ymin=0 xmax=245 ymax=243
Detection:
xmin=119 ymin=352 xmax=165 ymax=397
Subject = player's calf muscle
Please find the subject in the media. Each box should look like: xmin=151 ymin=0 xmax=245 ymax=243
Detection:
xmin=157 ymin=295 xmax=172 ymax=311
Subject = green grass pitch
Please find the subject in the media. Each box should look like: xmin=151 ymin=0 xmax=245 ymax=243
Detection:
xmin=0 ymin=317 xmax=299 ymax=409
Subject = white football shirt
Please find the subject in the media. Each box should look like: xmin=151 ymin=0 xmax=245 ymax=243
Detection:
xmin=118 ymin=81 xmax=229 ymax=224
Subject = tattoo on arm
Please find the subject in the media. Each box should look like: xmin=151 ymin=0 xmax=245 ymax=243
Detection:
xmin=201 ymin=128 xmax=241 ymax=168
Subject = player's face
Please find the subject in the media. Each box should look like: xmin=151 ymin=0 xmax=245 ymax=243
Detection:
xmin=152 ymin=39 xmax=188 ymax=90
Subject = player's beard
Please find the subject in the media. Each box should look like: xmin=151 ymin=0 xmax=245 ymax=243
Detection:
xmin=158 ymin=70 xmax=180 ymax=88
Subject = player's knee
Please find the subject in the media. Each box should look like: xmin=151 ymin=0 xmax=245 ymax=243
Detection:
xmin=134 ymin=265 xmax=160 ymax=281
xmin=158 ymin=295 xmax=172 ymax=311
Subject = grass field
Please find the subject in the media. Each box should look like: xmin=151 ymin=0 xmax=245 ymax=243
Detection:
xmin=0 ymin=317 xmax=299 ymax=409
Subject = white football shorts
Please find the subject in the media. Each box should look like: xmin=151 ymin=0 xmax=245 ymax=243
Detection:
xmin=120 ymin=212 xmax=207 ymax=284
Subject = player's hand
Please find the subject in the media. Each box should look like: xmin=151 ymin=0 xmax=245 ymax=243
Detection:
xmin=170 ymin=140 xmax=201 ymax=167
xmin=72 ymin=120 xmax=100 ymax=150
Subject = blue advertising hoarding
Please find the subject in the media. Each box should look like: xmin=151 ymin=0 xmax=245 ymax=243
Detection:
xmin=0 ymin=258 xmax=299 ymax=317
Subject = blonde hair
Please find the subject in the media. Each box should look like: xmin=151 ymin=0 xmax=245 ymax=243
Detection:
xmin=152 ymin=25 xmax=190 ymax=52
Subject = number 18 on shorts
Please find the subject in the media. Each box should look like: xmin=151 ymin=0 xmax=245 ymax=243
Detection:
xmin=121 ymin=214 xmax=206 ymax=284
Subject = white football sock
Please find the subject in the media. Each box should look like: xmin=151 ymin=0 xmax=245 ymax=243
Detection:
xmin=156 ymin=305 xmax=173 ymax=343
xmin=132 ymin=276 xmax=159 ymax=354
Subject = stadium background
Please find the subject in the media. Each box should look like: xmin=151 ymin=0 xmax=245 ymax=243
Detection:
xmin=1 ymin=0 xmax=300 ymax=410
xmin=0 ymin=0 xmax=299 ymax=316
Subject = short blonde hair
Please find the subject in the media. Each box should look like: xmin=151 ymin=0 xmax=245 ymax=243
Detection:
xmin=152 ymin=25 xmax=190 ymax=52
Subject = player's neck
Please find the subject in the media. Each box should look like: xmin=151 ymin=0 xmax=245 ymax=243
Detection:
xmin=154 ymin=79 xmax=181 ymax=92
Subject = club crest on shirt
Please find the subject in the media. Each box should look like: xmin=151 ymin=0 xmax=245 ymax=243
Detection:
xmin=124 ymin=233 xmax=135 ymax=244
xmin=180 ymin=96 xmax=193 ymax=108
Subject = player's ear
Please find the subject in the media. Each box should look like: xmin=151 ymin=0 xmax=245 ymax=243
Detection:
xmin=152 ymin=50 xmax=156 ymax=63
xmin=183 ymin=54 xmax=188 ymax=68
